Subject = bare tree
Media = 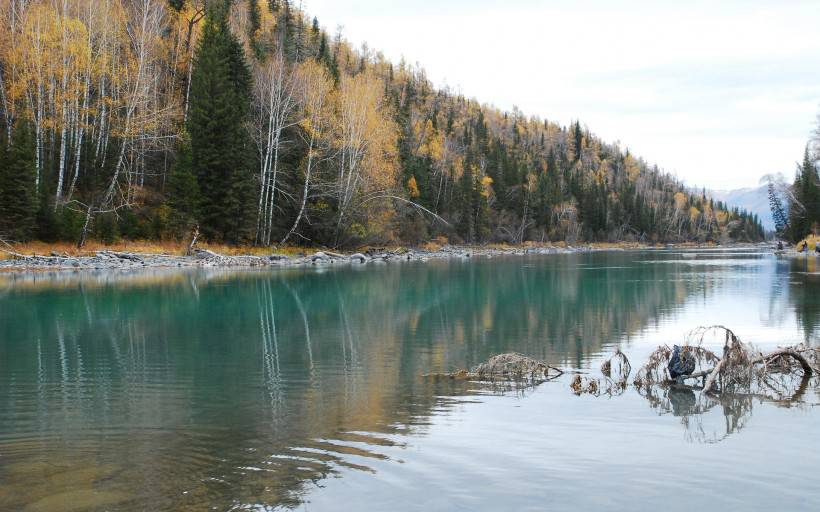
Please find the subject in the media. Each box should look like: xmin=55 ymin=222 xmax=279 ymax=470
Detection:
xmin=251 ymin=48 xmax=299 ymax=246
xmin=279 ymin=59 xmax=332 ymax=245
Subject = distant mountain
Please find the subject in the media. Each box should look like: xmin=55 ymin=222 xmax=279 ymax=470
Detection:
xmin=711 ymin=186 xmax=774 ymax=231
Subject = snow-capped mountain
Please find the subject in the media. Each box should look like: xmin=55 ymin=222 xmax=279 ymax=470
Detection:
xmin=711 ymin=185 xmax=774 ymax=231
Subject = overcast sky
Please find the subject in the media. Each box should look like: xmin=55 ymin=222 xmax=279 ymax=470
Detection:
xmin=304 ymin=0 xmax=820 ymax=190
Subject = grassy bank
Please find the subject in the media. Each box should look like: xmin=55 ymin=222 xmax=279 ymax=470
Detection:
xmin=0 ymin=238 xmax=734 ymax=261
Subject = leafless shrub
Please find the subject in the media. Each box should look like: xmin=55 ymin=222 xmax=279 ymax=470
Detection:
xmin=570 ymin=374 xmax=628 ymax=397
xmin=601 ymin=349 xmax=631 ymax=381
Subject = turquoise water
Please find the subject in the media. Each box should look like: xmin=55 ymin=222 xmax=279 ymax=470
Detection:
xmin=0 ymin=249 xmax=818 ymax=511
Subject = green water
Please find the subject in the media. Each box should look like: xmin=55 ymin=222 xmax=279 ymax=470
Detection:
xmin=1 ymin=249 xmax=819 ymax=511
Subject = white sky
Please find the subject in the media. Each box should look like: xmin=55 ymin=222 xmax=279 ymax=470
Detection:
xmin=303 ymin=0 xmax=820 ymax=190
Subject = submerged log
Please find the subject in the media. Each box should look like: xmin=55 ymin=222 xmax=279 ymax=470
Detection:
xmin=423 ymin=352 xmax=563 ymax=383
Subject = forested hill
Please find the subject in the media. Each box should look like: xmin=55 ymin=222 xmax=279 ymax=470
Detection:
xmin=0 ymin=0 xmax=764 ymax=248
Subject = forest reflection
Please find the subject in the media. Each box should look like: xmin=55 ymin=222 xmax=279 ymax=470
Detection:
xmin=0 ymin=251 xmax=815 ymax=510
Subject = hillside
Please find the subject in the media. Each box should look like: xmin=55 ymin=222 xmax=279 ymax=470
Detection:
xmin=0 ymin=0 xmax=764 ymax=247
xmin=711 ymin=186 xmax=774 ymax=231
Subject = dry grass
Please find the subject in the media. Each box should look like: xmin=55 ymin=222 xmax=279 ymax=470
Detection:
xmin=0 ymin=240 xmax=308 ymax=260
xmin=795 ymin=234 xmax=820 ymax=251
xmin=0 ymin=237 xmax=732 ymax=261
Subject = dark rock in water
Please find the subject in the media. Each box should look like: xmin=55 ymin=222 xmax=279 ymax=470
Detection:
xmin=668 ymin=345 xmax=696 ymax=379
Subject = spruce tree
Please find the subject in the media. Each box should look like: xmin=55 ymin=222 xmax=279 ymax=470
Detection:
xmin=800 ymin=146 xmax=820 ymax=234
xmin=0 ymin=122 xmax=38 ymax=241
xmin=167 ymin=138 xmax=200 ymax=238
xmin=168 ymin=0 xmax=185 ymax=12
xmin=249 ymin=0 xmax=261 ymax=33
xmin=458 ymin=159 xmax=476 ymax=242
xmin=573 ymin=121 xmax=583 ymax=162
xmin=788 ymin=147 xmax=819 ymax=240
xmin=248 ymin=0 xmax=261 ymax=47
xmin=188 ymin=4 xmax=254 ymax=244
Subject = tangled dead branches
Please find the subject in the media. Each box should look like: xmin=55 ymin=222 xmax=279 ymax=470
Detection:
xmin=601 ymin=349 xmax=631 ymax=380
xmin=424 ymin=327 xmax=817 ymax=403
xmin=423 ymin=352 xmax=563 ymax=384
xmin=633 ymin=343 xmax=720 ymax=388
xmin=570 ymin=374 xmax=628 ymax=397
xmin=603 ymin=326 xmax=817 ymax=396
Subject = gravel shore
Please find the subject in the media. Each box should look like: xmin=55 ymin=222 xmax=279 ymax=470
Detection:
xmin=0 ymin=245 xmax=599 ymax=273
xmin=1 ymin=242 xmax=776 ymax=274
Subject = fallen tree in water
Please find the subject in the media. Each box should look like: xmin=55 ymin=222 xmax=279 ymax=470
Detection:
xmin=424 ymin=326 xmax=818 ymax=444
xmin=577 ymin=325 xmax=818 ymax=396
xmin=423 ymin=353 xmax=564 ymax=384
xmin=426 ymin=326 xmax=818 ymax=399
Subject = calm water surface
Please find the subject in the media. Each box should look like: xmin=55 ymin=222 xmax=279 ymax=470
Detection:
xmin=1 ymin=249 xmax=819 ymax=511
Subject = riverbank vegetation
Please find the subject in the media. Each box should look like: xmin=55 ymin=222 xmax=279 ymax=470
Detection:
xmin=767 ymin=109 xmax=820 ymax=246
xmin=0 ymin=0 xmax=764 ymax=249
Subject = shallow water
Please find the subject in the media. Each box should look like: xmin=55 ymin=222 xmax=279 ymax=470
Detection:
xmin=1 ymin=249 xmax=819 ymax=511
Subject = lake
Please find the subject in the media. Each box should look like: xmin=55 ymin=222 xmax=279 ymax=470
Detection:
xmin=1 ymin=248 xmax=819 ymax=511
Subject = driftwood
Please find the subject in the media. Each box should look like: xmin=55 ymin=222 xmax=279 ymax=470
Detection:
xmin=96 ymin=250 xmax=143 ymax=262
xmin=193 ymin=248 xmax=221 ymax=259
xmin=752 ymin=349 xmax=814 ymax=374
xmin=423 ymin=352 xmax=563 ymax=384
xmin=0 ymin=238 xmax=28 ymax=260
xmin=186 ymin=225 xmax=200 ymax=256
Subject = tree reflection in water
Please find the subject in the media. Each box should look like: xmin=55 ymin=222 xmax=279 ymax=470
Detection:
xmin=1 ymin=251 xmax=818 ymax=510
xmin=637 ymin=373 xmax=815 ymax=444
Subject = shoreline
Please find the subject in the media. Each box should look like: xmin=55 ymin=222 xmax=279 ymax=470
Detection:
xmin=0 ymin=242 xmax=773 ymax=274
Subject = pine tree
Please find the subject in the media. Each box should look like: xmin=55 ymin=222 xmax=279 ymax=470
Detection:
xmin=276 ymin=0 xmax=296 ymax=60
xmin=0 ymin=122 xmax=38 ymax=241
xmin=188 ymin=4 xmax=254 ymax=243
xmin=168 ymin=0 xmax=185 ymax=12
xmin=167 ymin=138 xmax=200 ymax=238
xmin=801 ymin=146 xmax=820 ymax=233
xmin=317 ymin=32 xmax=328 ymax=62
xmin=788 ymin=146 xmax=819 ymax=240
xmin=572 ymin=121 xmax=583 ymax=163
xmin=475 ymin=174 xmax=492 ymax=241
xmin=458 ymin=161 xmax=476 ymax=242
xmin=248 ymin=0 xmax=261 ymax=38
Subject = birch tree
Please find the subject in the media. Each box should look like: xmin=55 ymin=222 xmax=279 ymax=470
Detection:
xmin=279 ymin=58 xmax=332 ymax=245
xmin=332 ymin=69 xmax=397 ymax=245
xmin=80 ymin=0 xmax=170 ymax=246
xmin=251 ymin=48 xmax=299 ymax=246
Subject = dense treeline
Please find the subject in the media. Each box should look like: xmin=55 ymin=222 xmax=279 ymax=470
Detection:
xmin=769 ymin=124 xmax=820 ymax=243
xmin=0 ymin=0 xmax=764 ymax=248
